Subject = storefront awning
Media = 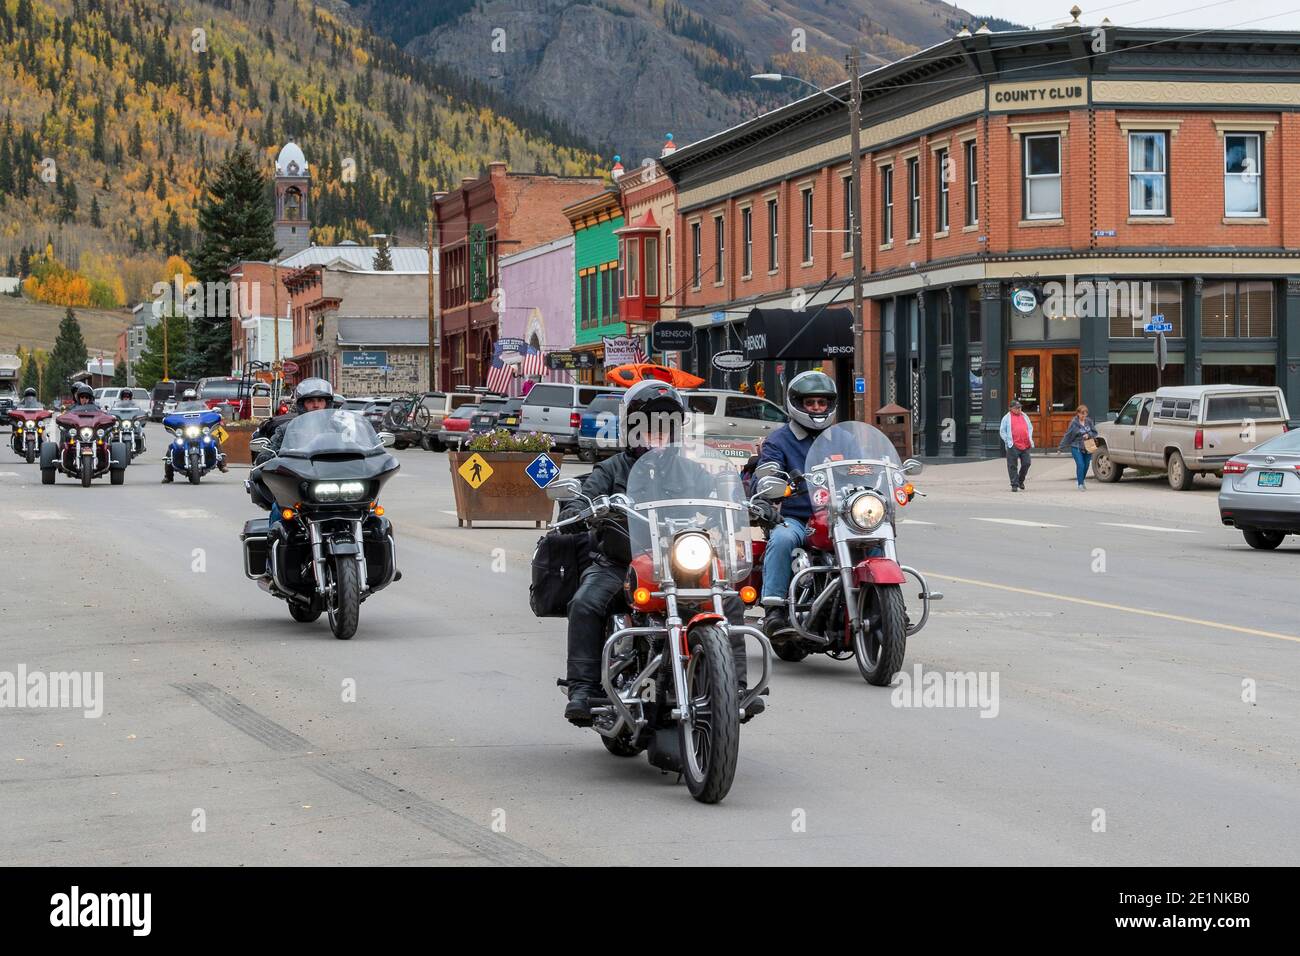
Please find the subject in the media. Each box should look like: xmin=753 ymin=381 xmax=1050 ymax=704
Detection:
xmin=743 ymin=307 xmax=854 ymax=360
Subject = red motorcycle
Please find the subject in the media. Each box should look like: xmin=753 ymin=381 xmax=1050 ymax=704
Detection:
xmin=751 ymin=422 xmax=942 ymax=685
xmin=9 ymin=408 xmax=53 ymax=463
xmin=40 ymin=407 xmax=129 ymax=486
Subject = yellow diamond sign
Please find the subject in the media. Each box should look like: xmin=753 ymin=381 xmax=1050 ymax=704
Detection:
xmin=458 ymin=453 xmax=493 ymax=489
xmin=212 ymin=425 xmax=229 ymax=444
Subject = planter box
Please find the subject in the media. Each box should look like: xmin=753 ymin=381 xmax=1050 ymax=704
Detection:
xmin=219 ymin=423 xmax=257 ymax=464
xmin=448 ymin=450 xmax=564 ymax=528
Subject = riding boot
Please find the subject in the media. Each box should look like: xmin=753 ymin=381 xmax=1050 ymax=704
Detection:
xmin=564 ymin=658 xmax=602 ymax=726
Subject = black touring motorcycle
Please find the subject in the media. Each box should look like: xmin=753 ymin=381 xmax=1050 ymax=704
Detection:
xmin=242 ymin=409 xmax=401 ymax=640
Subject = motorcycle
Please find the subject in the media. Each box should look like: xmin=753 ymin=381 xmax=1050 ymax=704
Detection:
xmin=9 ymin=408 xmax=53 ymax=463
xmin=162 ymin=408 xmax=224 ymax=483
xmin=241 ymin=409 xmax=401 ymax=640
xmin=758 ymin=421 xmax=941 ymax=685
xmin=40 ymin=408 xmax=128 ymax=486
xmin=547 ymin=441 xmax=782 ymax=804
xmin=109 ymin=405 xmax=148 ymax=461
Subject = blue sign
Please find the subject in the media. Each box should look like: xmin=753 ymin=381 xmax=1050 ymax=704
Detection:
xmin=854 ymin=376 xmax=865 ymax=394
xmin=710 ymin=311 xmax=726 ymax=325
xmin=1144 ymin=313 xmax=1173 ymax=334
xmin=525 ymin=454 xmax=559 ymax=489
xmin=342 ymin=350 xmax=388 ymax=368
xmin=1094 ymin=229 xmax=1117 ymax=237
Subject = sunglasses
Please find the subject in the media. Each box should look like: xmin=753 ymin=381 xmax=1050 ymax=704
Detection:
xmin=803 ymin=398 xmax=830 ymax=410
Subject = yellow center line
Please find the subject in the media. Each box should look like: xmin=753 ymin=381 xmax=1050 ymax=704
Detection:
xmin=928 ymin=572 xmax=1300 ymax=645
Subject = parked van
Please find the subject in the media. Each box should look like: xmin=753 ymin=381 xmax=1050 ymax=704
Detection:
xmin=1093 ymin=384 xmax=1291 ymax=490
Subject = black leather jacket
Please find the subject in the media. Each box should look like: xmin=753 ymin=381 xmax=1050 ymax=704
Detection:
xmin=560 ymin=451 xmax=635 ymax=566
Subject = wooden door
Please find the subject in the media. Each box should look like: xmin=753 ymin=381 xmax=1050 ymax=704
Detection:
xmin=1008 ymin=349 xmax=1080 ymax=448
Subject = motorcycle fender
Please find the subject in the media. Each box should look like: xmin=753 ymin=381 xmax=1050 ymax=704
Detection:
xmin=327 ymin=540 xmax=361 ymax=557
xmin=853 ymin=557 xmax=906 ymax=586
xmin=686 ymin=612 xmax=725 ymax=631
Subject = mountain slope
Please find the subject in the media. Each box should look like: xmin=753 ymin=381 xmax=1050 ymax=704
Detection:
xmin=346 ymin=0 xmax=992 ymax=162
xmin=0 ymin=0 xmax=604 ymax=304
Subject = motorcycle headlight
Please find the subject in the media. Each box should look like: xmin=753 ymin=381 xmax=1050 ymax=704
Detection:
xmin=79 ymin=427 xmax=93 ymax=440
xmin=175 ymin=438 xmax=184 ymax=447
xmin=671 ymin=532 xmax=714 ymax=574
xmin=201 ymin=426 xmax=211 ymax=435
xmin=184 ymin=425 xmax=200 ymax=438
xmin=847 ymin=492 xmax=886 ymax=532
xmin=96 ymin=428 xmax=105 ymax=438
xmin=313 ymin=482 xmax=340 ymax=502
xmin=311 ymin=480 xmax=367 ymax=502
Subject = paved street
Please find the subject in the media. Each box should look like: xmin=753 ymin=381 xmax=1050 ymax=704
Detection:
xmin=0 ymin=441 xmax=1296 ymax=866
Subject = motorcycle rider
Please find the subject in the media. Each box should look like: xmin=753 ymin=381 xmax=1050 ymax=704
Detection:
xmin=16 ymin=387 xmax=43 ymax=409
xmin=112 ymin=387 xmax=135 ymax=407
xmin=162 ymin=388 xmax=230 ymax=481
xmin=558 ymin=379 xmax=757 ymax=726
xmin=69 ymin=383 xmax=99 ymax=409
xmin=174 ymin=388 xmax=207 ymax=412
xmin=249 ymin=378 xmax=337 ymax=518
xmin=755 ymin=370 xmax=839 ymax=639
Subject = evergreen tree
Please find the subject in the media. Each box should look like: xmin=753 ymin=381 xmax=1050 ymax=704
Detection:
xmin=111 ymin=360 xmax=127 ymax=386
xmin=89 ymin=193 xmax=101 ymax=227
xmin=46 ymin=308 xmax=89 ymax=400
xmin=91 ymin=100 xmax=106 ymax=160
xmin=0 ymin=130 xmax=12 ymax=196
xmin=372 ymin=236 xmax=393 ymax=270
xmin=185 ymin=146 xmax=278 ymax=377
xmin=20 ymin=351 xmax=40 ymax=396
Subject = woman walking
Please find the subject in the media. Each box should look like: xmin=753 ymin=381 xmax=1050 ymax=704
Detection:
xmin=1058 ymin=405 xmax=1099 ymax=490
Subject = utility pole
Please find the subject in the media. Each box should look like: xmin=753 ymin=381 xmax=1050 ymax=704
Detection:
xmin=849 ymin=46 xmax=866 ymax=423
xmin=271 ymin=259 xmax=282 ymax=408
xmin=162 ymin=308 xmax=169 ymax=381
xmin=427 ymin=211 xmax=439 ymax=391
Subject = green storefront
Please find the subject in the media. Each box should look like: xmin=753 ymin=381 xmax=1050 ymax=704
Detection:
xmin=564 ymin=188 xmax=624 ymax=384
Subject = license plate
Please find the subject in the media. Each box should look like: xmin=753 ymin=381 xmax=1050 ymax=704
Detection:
xmin=473 ymin=416 xmax=493 ymax=427
xmin=503 ymin=416 xmax=518 ymax=426
xmin=1258 ymin=471 xmax=1284 ymax=488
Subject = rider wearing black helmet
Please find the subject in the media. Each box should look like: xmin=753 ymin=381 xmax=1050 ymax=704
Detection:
xmin=70 ymin=383 xmax=97 ymax=408
xmin=17 ymin=387 xmax=42 ymax=409
xmin=755 ymin=370 xmax=839 ymax=638
xmin=558 ymin=379 xmax=754 ymax=725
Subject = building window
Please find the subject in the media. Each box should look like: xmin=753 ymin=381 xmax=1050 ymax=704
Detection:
xmin=1109 ymin=280 xmax=1183 ymax=338
xmin=627 ymin=239 xmax=640 ymax=298
xmin=1202 ymin=280 xmax=1274 ymax=338
xmin=665 ymin=229 xmax=673 ymax=294
xmin=881 ymin=166 xmax=893 ymax=244
xmin=617 ymin=240 xmax=625 ymax=299
xmin=906 ymin=157 xmax=920 ymax=239
xmin=600 ymin=265 xmax=614 ymax=324
xmin=1224 ymin=134 xmax=1262 ymax=217
xmin=691 ymin=221 xmax=701 ymax=288
xmin=767 ymin=198 xmax=778 ymax=271
xmin=1129 ymin=132 xmax=1167 ymax=216
xmin=579 ymin=269 xmax=595 ymax=329
xmin=935 ymin=148 xmax=949 ymax=233
xmin=801 ymin=188 xmax=814 ymax=263
xmin=1023 ymin=134 xmax=1061 ymax=220
xmin=713 ymin=214 xmax=725 ymax=284
xmin=644 ymin=237 xmax=658 ymax=297
xmin=741 ymin=207 xmax=752 ymax=277
xmin=841 ymin=175 xmax=854 ymax=254
xmin=965 ymin=141 xmax=978 ymax=226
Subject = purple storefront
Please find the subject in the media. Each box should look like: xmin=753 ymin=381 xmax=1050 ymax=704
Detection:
xmin=497 ymin=234 xmax=577 ymax=394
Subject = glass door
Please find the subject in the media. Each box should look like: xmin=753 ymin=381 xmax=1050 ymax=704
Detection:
xmin=1008 ymin=349 xmax=1080 ymax=447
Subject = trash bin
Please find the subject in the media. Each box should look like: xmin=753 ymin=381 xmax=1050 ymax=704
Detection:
xmin=874 ymin=403 xmax=912 ymax=459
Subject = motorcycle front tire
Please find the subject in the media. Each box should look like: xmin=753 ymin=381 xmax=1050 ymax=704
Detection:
xmin=80 ymin=458 xmax=93 ymax=487
xmin=853 ymin=584 xmax=907 ymax=686
xmin=678 ymin=624 xmax=739 ymax=804
xmin=327 ymin=557 xmax=361 ymax=640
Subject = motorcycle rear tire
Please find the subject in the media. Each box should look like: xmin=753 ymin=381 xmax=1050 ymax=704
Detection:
xmin=678 ymin=624 xmax=739 ymax=804
xmin=80 ymin=459 xmax=92 ymax=487
xmin=288 ymin=601 xmax=322 ymax=623
xmin=853 ymin=584 xmax=907 ymax=687
xmin=327 ymin=557 xmax=361 ymax=640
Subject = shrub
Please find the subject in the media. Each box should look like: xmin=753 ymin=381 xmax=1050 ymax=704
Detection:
xmin=465 ymin=428 xmax=555 ymax=452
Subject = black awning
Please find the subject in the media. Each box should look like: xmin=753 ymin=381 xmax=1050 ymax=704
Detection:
xmin=742 ymin=307 xmax=854 ymax=361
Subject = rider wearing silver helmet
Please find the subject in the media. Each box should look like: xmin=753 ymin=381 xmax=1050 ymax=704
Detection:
xmin=264 ymin=378 xmax=335 ymax=456
xmin=754 ymin=370 xmax=839 ymax=638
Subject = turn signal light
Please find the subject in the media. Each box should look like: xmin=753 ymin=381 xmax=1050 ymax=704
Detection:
xmin=372 ymin=504 xmax=385 ymax=516
xmin=783 ymin=484 xmax=793 ymax=497
xmin=633 ymin=587 xmax=652 ymax=606
xmin=739 ymin=585 xmax=757 ymax=604
xmin=280 ymin=508 xmax=295 ymax=520
xmin=903 ymin=482 xmax=915 ymax=496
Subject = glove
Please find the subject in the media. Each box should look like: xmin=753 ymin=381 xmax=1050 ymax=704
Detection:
xmin=750 ymin=499 xmax=778 ymax=525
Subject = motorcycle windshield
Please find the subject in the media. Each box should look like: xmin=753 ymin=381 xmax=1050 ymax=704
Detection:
xmin=163 ymin=409 xmax=221 ymax=428
xmin=277 ymin=408 xmax=385 ymax=459
xmin=112 ymin=406 xmax=146 ymax=420
xmin=805 ymin=421 xmax=903 ymax=511
xmin=626 ymin=442 xmax=752 ymax=586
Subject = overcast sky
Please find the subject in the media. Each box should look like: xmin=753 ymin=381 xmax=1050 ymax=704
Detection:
xmin=962 ymin=0 xmax=1300 ymax=31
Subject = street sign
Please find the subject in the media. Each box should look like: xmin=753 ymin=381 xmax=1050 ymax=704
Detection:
xmin=211 ymin=425 xmax=229 ymax=445
xmin=524 ymin=454 xmax=559 ymax=489
xmin=1094 ymin=229 xmax=1117 ymax=237
xmin=651 ymin=321 xmax=694 ymax=352
xmin=281 ymin=360 xmax=299 ymax=375
xmin=712 ymin=350 xmax=753 ymax=373
xmin=457 ymin=453 xmax=493 ymax=489
xmin=545 ymin=351 xmax=595 ymax=371
xmin=710 ymin=311 xmax=726 ymax=325
xmin=1144 ymin=313 xmax=1173 ymax=334
xmin=342 ymin=351 xmax=388 ymax=368
xmin=854 ymin=376 xmax=865 ymax=394
xmin=469 ymin=223 xmax=488 ymax=301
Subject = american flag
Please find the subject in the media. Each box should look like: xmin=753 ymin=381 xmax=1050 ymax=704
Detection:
xmin=485 ymin=354 xmax=516 ymax=394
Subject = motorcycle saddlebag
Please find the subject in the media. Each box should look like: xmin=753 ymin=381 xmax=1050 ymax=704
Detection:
xmin=241 ymin=519 xmax=271 ymax=578
xmin=529 ymin=530 xmax=592 ymax=618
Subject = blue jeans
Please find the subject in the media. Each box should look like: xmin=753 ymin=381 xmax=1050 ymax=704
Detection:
xmin=1070 ymin=446 xmax=1092 ymax=485
xmin=762 ymin=518 xmax=809 ymax=602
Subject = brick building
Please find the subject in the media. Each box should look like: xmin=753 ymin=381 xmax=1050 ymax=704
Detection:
xmin=616 ymin=140 xmax=681 ymax=368
xmin=433 ymin=163 xmax=605 ymax=389
xmin=662 ymin=23 xmax=1300 ymax=456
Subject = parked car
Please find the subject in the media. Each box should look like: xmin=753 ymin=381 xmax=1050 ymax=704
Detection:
xmin=342 ymin=397 xmax=374 ymax=412
xmin=1218 ymin=427 xmax=1300 ymax=549
xmin=437 ymin=405 xmax=479 ymax=451
xmin=362 ymin=399 xmax=394 ymax=433
xmin=577 ymin=392 xmax=624 ymax=462
xmin=517 ymin=383 xmax=612 ymax=454
xmin=469 ymin=396 xmax=524 ymax=437
xmin=681 ymin=389 xmax=788 ymax=440
xmin=1093 ymin=385 xmax=1291 ymax=490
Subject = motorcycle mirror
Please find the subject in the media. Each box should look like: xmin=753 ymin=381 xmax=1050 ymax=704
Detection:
xmin=752 ymin=461 xmax=782 ymax=481
xmin=378 ymin=431 xmax=397 ymax=447
xmin=902 ymin=458 xmax=924 ymax=476
xmin=755 ymin=475 xmax=789 ymax=500
xmin=546 ymin=478 xmax=582 ymax=502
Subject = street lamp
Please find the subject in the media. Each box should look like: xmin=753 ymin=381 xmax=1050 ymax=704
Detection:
xmin=752 ymin=52 xmax=867 ymax=423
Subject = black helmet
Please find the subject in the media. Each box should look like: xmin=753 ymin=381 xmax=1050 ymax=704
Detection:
xmin=293 ymin=377 xmax=334 ymax=412
xmin=786 ymin=370 xmax=837 ymax=432
xmin=73 ymin=383 xmax=95 ymax=404
xmin=23 ymin=387 xmax=36 ymax=399
xmin=623 ymin=378 xmax=686 ymax=454
xmin=120 ymin=388 xmax=133 ymax=400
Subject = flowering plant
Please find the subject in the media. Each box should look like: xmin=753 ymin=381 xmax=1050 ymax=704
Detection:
xmin=466 ymin=428 xmax=555 ymax=452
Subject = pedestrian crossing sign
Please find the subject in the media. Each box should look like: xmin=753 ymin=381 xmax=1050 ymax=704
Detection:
xmin=212 ymin=425 xmax=229 ymax=444
xmin=458 ymin=453 xmax=493 ymax=489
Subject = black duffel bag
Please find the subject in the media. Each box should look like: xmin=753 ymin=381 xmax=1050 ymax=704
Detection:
xmin=529 ymin=529 xmax=593 ymax=618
